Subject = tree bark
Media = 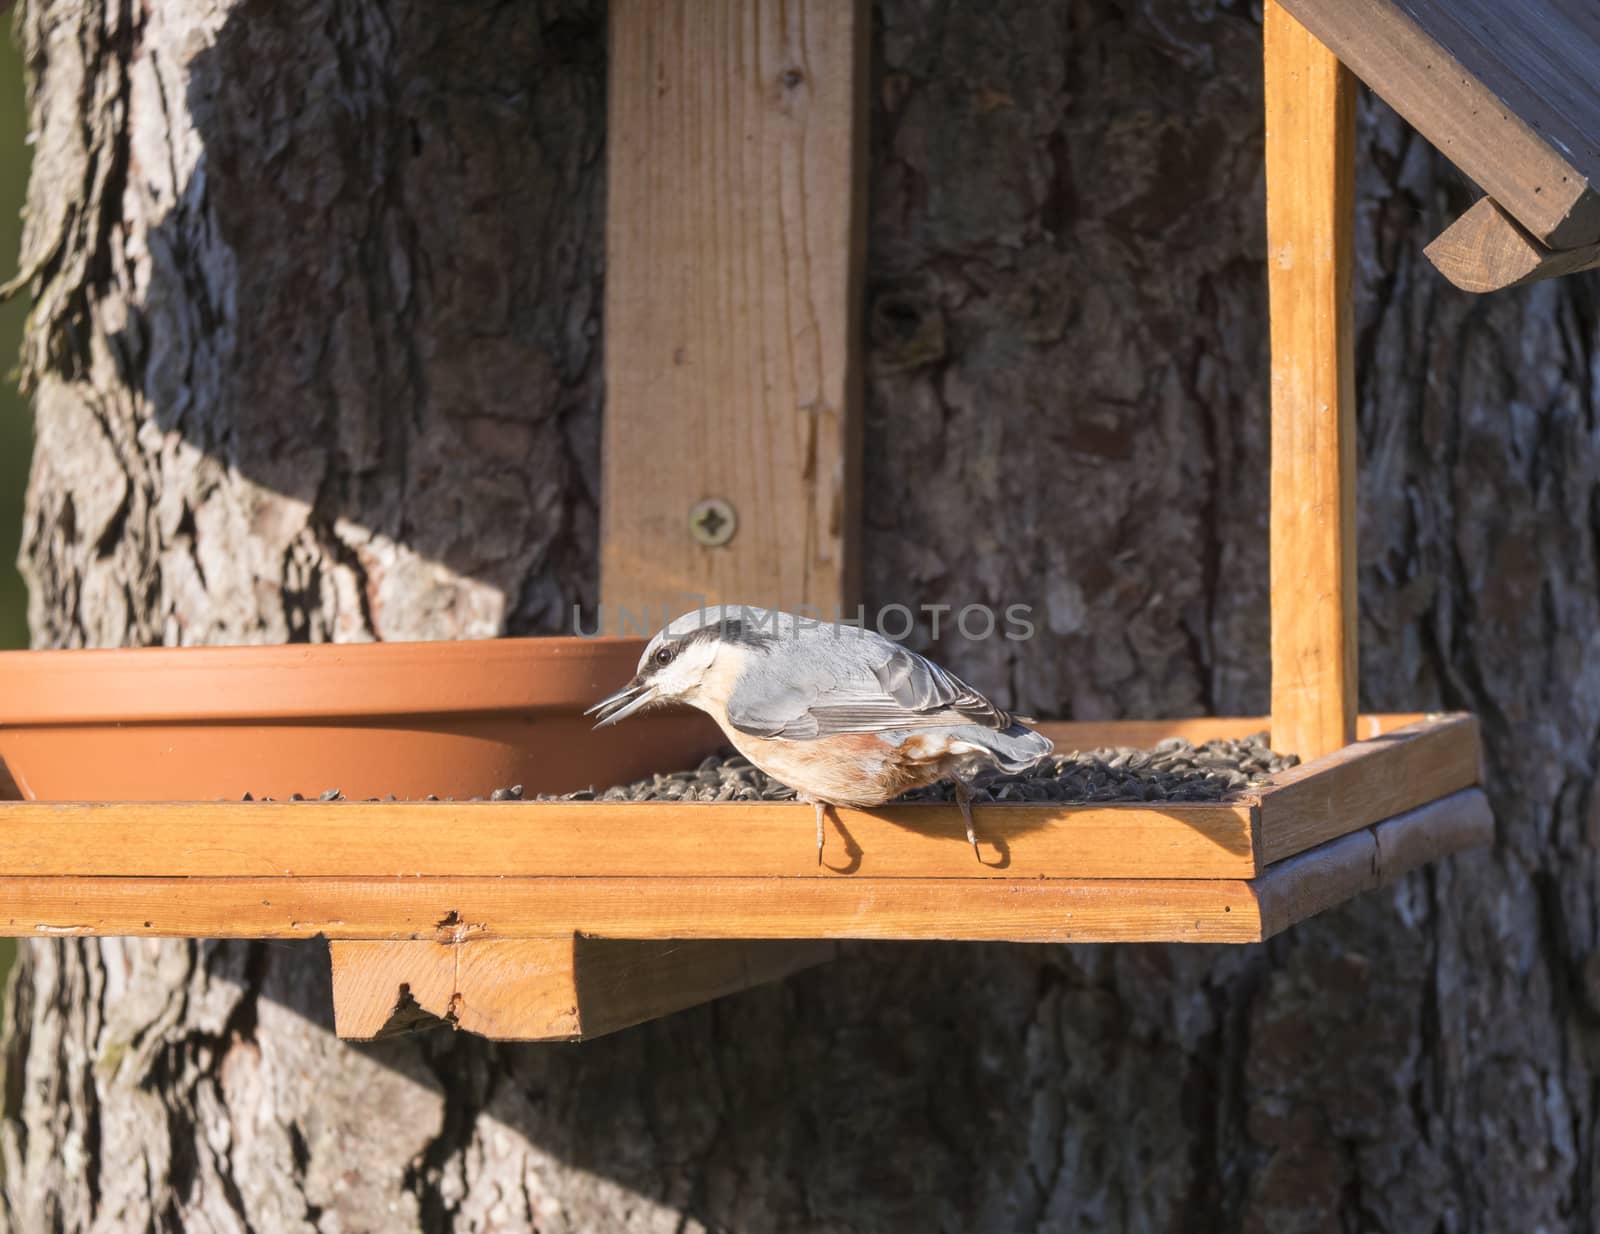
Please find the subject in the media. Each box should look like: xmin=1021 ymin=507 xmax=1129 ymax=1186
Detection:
xmin=6 ymin=0 xmax=1600 ymax=1230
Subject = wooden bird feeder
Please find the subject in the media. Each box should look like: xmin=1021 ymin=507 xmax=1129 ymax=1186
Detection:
xmin=2 ymin=0 xmax=1595 ymax=1041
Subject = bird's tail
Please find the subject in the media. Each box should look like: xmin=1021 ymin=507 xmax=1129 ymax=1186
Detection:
xmin=966 ymin=723 xmax=1054 ymax=773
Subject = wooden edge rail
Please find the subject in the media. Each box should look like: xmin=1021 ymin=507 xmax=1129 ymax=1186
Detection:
xmin=0 ymin=788 xmax=1492 ymax=945
xmin=1426 ymin=197 xmax=1600 ymax=294
xmin=0 ymin=798 xmax=1259 ymax=880
xmin=1254 ymin=788 xmax=1492 ymax=937
xmin=0 ymin=714 xmax=1475 ymax=881
xmin=1253 ymin=712 xmax=1480 ymax=865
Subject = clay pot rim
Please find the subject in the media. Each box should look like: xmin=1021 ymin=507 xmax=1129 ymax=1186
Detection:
xmin=0 ymin=637 xmax=648 ymax=725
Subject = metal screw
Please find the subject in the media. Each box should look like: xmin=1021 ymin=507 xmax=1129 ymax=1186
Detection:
xmin=689 ymin=498 xmax=737 ymax=547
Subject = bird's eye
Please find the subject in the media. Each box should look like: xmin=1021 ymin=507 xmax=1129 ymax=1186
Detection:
xmin=653 ymin=646 xmax=675 ymax=667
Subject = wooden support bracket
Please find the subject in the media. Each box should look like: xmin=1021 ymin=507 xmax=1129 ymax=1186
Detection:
xmin=1426 ymin=196 xmax=1600 ymax=293
xmin=330 ymin=937 xmax=836 ymax=1041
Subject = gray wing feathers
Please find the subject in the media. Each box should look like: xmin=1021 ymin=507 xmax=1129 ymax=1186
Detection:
xmin=724 ymin=632 xmax=1013 ymax=740
xmin=874 ymin=647 xmax=1004 ymax=722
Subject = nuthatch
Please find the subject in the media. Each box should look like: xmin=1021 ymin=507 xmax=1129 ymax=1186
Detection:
xmin=586 ymin=605 xmax=1053 ymax=862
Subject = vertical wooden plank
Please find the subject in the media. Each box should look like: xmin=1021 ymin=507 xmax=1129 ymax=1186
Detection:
xmin=1265 ymin=2 xmax=1358 ymax=762
xmin=330 ymin=938 xmax=585 ymax=1040
xmin=602 ymin=0 xmax=867 ymax=622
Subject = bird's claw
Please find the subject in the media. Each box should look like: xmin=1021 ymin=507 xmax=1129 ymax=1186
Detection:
xmin=953 ymin=780 xmax=982 ymax=864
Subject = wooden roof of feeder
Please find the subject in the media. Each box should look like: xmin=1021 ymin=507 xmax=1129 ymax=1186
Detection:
xmin=1277 ymin=0 xmax=1600 ymax=291
xmin=10 ymin=0 xmax=1574 ymax=1041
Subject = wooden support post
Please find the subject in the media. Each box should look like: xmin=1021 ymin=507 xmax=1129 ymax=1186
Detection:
xmin=1265 ymin=1 xmax=1359 ymax=762
xmin=601 ymin=0 xmax=867 ymax=620
xmin=330 ymin=937 xmax=836 ymax=1042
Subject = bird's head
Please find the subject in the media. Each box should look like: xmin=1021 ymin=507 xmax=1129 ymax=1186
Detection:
xmin=585 ymin=604 xmax=777 ymax=727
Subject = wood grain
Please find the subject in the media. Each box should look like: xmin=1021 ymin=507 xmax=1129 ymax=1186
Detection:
xmin=1255 ymin=788 xmax=1492 ymax=938
xmin=1426 ymin=197 xmax=1600 ymax=293
xmin=600 ymin=0 xmax=868 ymax=618
xmin=0 ymin=797 xmax=1259 ymax=879
xmin=330 ymin=937 xmax=833 ymax=1041
xmin=0 ymin=874 xmax=1272 ymax=944
xmin=1254 ymin=714 xmax=1481 ymax=864
xmin=331 ymin=938 xmax=583 ymax=1039
xmin=1265 ymin=1 xmax=1359 ymax=764
xmin=1275 ymin=0 xmax=1600 ymax=249
xmin=0 ymin=789 xmax=1492 ymax=946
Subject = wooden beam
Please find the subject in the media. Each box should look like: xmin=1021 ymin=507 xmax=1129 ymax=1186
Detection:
xmin=601 ymin=0 xmax=868 ymax=620
xmin=1265 ymin=1 xmax=1359 ymax=763
xmin=329 ymin=937 xmax=833 ymax=1041
xmin=0 ymin=797 xmax=1258 ymax=880
xmin=2 ymin=875 xmax=1270 ymax=944
xmin=1253 ymin=714 xmax=1480 ymax=864
xmin=0 ymin=789 xmax=1492 ymax=944
xmin=1274 ymin=0 xmax=1600 ymax=249
xmin=1255 ymin=788 xmax=1492 ymax=937
xmin=1426 ymin=197 xmax=1600 ymax=294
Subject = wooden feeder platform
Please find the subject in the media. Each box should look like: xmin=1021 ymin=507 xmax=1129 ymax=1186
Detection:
xmin=13 ymin=0 xmax=1588 ymax=1039
xmin=0 ymin=714 xmax=1487 ymax=1040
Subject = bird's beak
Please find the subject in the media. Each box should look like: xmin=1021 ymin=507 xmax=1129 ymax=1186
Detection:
xmin=585 ymin=676 xmax=658 ymax=728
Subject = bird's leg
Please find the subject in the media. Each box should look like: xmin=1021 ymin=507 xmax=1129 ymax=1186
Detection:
xmin=806 ymin=796 xmax=827 ymax=865
xmin=952 ymin=777 xmax=982 ymax=862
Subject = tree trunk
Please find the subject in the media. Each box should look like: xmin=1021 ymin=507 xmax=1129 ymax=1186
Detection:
xmin=6 ymin=0 xmax=1599 ymax=1230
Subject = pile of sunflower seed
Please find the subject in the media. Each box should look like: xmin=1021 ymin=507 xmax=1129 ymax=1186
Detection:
xmin=532 ymin=732 xmax=1298 ymax=805
xmin=237 ymin=734 xmax=1296 ymax=805
xmin=534 ymin=755 xmax=799 ymax=803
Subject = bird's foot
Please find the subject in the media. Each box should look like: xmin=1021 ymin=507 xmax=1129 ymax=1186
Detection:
xmin=810 ymin=797 xmax=827 ymax=865
xmin=952 ymin=779 xmax=981 ymax=863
